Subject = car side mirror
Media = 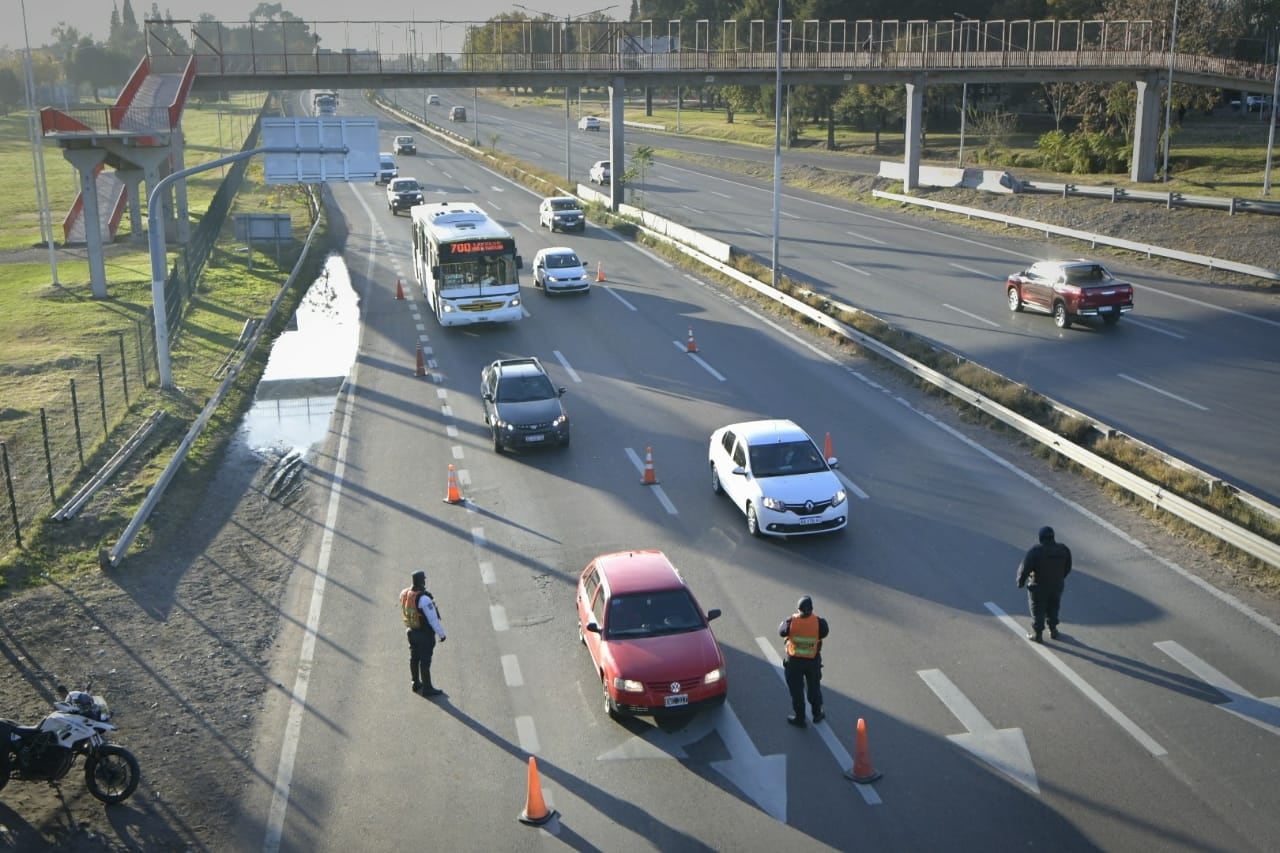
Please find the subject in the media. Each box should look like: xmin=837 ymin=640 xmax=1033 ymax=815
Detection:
xmin=516 ymin=255 xmax=524 ymax=270
xmin=827 ymin=456 xmax=839 ymax=469
xmin=557 ymin=387 xmax=567 ymax=397
xmin=585 ymin=622 xmax=601 ymax=634
xmin=431 ymin=266 xmax=440 ymax=279
xmin=706 ymin=608 xmax=721 ymax=622
xmin=732 ymin=466 xmax=747 ymax=477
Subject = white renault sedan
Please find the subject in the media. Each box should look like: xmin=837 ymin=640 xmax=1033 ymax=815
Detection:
xmin=708 ymin=419 xmax=847 ymax=537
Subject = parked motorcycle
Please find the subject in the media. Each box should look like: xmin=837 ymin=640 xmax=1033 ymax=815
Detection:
xmin=0 ymin=686 xmax=140 ymax=804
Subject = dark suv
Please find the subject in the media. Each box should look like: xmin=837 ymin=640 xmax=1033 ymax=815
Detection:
xmin=480 ymin=357 xmax=570 ymax=452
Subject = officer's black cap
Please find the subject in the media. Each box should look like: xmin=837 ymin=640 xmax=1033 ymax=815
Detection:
xmin=1038 ymin=526 xmax=1055 ymax=543
xmin=796 ymin=595 xmax=814 ymax=614
xmin=412 ymin=570 xmax=426 ymax=586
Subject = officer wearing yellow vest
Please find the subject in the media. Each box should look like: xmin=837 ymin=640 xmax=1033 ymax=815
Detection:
xmin=399 ymin=570 xmax=447 ymax=697
xmin=778 ymin=595 xmax=829 ymax=728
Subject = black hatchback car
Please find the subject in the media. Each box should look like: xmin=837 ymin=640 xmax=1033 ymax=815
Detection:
xmin=480 ymin=357 xmax=570 ymax=452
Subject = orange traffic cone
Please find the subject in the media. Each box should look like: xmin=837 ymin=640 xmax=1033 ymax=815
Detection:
xmin=596 ymin=261 xmax=606 ymax=283
xmin=415 ymin=343 xmax=427 ymax=377
xmin=395 ymin=278 xmax=405 ymax=300
xmin=640 ymin=447 xmax=658 ymax=485
xmin=823 ymin=431 xmax=833 ymax=461
xmin=686 ymin=326 xmax=698 ymax=353
xmin=443 ymin=464 xmax=464 ymax=504
xmin=517 ymin=756 xmax=557 ymax=826
xmin=844 ymin=717 xmax=882 ymax=784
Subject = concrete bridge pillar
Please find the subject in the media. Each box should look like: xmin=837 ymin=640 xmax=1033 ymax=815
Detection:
xmin=1131 ymin=74 xmax=1163 ymax=182
xmin=171 ymin=127 xmax=191 ymax=243
xmin=119 ymin=169 xmax=146 ymax=245
xmin=608 ymin=78 xmax=625 ymax=211
xmin=117 ymin=146 xmax=169 ymax=245
xmin=62 ymin=148 xmax=109 ymax=298
xmin=902 ymin=76 xmax=925 ymax=191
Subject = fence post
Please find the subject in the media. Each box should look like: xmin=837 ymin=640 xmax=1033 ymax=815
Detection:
xmin=97 ymin=353 xmax=108 ymax=438
xmin=136 ymin=319 xmax=149 ymax=389
xmin=40 ymin=408 xmax=55 ymax=507
xmin=1 ymin=442 xmax=21 ymax=550
xmin=118 ymin=332 xmax=130 ymax=406
xmin=70 ymin=378 xmax=85 ymax=467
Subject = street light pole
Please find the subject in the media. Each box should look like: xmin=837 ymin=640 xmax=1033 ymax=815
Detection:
xmin=770 ymin=0 xmax=783 ymax=289
xmin=954 ymin=13 xmax=970 ymax=166
xmin=1264 ymin=34 xmax=1279 ymax=195
xmin=1162 ymin=0 xmax=1180 ymax=182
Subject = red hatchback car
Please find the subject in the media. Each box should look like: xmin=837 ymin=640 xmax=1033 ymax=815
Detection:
xmin=577 ymin=550 xmax=728 ymax=719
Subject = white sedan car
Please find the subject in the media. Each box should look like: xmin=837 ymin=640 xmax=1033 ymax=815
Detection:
xmin=589 ymin=160 xmax=611 ymax=185
xmin=708 ymin=419 xmax=848 ymax=537
xmin=578 ymin=115 xmax=601 ymax=131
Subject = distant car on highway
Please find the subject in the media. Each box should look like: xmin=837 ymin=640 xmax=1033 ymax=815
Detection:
xmin=533 ymin=247 xmax=591 ymax=296
xmin=386 ymin=178 xmax=425 ymax=215
xmin=480 ymin=357 xmax=569 ymax=452
xmin=577 ymin=549 xmax=727 ymax=720
xmin=1006 ymin=259 xmax=1134 ymax=329
xmin=1246 ymin=95 xmax=1272 ymax=113
xmin=375 ymin=153 xmax=398 ymax=185
xmin=709 ymin=419 xmax=848 ymax=538
xmin=538 ymin=196 xmax=585 ymax=232
xmin=449 ymin=106 xmax=467 ymax=122
xmin=589 ymin=160 xmax=611 ymax=185
xmin=427 ymin=93 xmax=441 ymax=105
xmin=394 ymin=135 xmax=416 ymax=155
xmin=578 ymin=115 xmax=601 ymax=131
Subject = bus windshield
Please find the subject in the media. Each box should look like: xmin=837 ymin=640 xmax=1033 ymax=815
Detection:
xmin=437 ymin=253 xmax=519 ymax=291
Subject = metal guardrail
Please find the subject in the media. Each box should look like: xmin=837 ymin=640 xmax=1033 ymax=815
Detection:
xmin=1019 ymin=180 xmax=1280 ymax=216
xmin=873 ymin=189 xmax=1280 ymax=282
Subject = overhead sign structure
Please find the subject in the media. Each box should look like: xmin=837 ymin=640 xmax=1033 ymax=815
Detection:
xmin=262 ymin=117 xmax=380 ymax=185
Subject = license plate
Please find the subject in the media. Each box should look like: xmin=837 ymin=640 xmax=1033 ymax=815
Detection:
xmin=798 ymin=516 xmax=823 ymax=525
xmin=525 ymin=434 xmax=544 ymax=442
xmin=664 ymin=694 xmax=689 ymax=708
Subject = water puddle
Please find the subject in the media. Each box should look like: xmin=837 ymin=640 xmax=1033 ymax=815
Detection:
xmin=239 ymin=253 xmax=360 ymax=458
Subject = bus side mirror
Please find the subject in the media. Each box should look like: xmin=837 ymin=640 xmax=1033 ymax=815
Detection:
xmin=431 ymin=266 xmax=440 ymax=278
xmin=516 ymin=255 xmax=524 ymax=270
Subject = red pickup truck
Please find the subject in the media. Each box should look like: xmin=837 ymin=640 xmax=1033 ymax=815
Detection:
xmin=1006 ymin=260 xmax=1134 ymax=329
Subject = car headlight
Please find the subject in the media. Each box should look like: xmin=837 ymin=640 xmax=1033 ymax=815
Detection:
xmin=762 ymin=496 xmax=787 ymax=512
xmin=509 ymin=296 xmax=521 ymax=307
xmin=613 ymin=677 xmax=644 ymax=693
xmin=831 ymin=488 xmax=847 ymax=508
xmin=441 ymin=303 xmax=455 ymax=313
xmin=704 ymin=667 xmax=724 ymax=684
xmin=551 ymin=415 xmax=567 ymax=427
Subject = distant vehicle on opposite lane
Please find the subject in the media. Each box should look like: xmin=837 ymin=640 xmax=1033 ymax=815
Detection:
xmin=578 ymin=115 xmax=601 ymax=131
xmin=589 ymin=160 xmax=611 ymax=185
xmin=1006 ymin=259 xmax=1135 ymax=329
xmin=427 ymin=94 xmax=442 ymax=105
xmin=449 ymin=106 xmax=467 ymax=121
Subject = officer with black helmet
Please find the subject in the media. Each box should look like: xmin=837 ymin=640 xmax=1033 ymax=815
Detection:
xmin=1016 ymin=526 xmax=1073 ymax=643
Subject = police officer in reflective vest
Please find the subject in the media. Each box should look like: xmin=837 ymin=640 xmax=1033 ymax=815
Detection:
xmin=1016 ymin=526 xmax=1073 ymax=643
xmin=779 ymin=595 xmax=829 ymax=728
xmin=399 ymin=570 xmax=447 ymax=696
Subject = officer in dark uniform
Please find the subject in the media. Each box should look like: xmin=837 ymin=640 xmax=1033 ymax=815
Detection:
xmin=398 ymin=570 xmax=447 ymax=696
xmin=778 ymin=595 xmax=830 ymax=727
xmin=1016 ymin=526 xmax=1073 ymax=642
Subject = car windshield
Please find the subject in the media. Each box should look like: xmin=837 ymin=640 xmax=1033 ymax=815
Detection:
xmin=496 ymin=374 xmax=556 ymax=403
xmin=550 ymin=199 xmax=579 ymax=211
xmin=545 ymin=253 xmax=580 ymax=269
xmin=391 ymin=180 xmax=418 ymax=192
xmin=396 ymin=137 xmax=412 ymax=144
xmin=748 ymin=439 xmax=827 ymax=477
xmin=605 ymin=590 xmax=703 ymax=638
xmin=380 ymin=159 xmax=394 ymax=168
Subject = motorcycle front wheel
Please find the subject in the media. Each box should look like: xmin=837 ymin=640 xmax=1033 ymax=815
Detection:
xmin=84 ymin=745 xmax=140 ymax=804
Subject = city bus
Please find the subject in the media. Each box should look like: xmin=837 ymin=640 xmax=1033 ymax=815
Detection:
xmin=410 ymin=202 xmax=524 ymax=326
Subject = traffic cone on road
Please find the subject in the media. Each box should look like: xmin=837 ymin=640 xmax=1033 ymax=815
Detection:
xmin=596 ymin=261 xmax=606 ymax=282
xmin=686 ymin=326 xmax=698 ymax=353
xmin=415 ymin=343 xmax=427 ymax=377
xmin=640 ymin=447 xmax=659 ymax=485
xmin=517 ymin=756 xmax=557 ymax=826
xmin=443 ymin=464 xmax=464 ymax=505
xmin=824 ymin=431 xmax=834 ymax=461
xmin=395 ymin=278 xmax=405 ymax=300
xmin=844 ymin=717 xmax=883 ymax=784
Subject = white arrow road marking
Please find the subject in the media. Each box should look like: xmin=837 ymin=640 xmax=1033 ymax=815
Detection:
xmin=917 ymin=669 xmax=1039 ymax=794
xmin=1155 ymin=641 xmax=1280 ymax=736
xmin=755 ymin=637 xmax=882 ymax=805
xmin=986 ymin=603 xmax=1166 ymax=757
xmin=596 ymin=709 xmax=719 ymax=761
xmin=624 ymin=447 xmax=677 ymax=515
xmin=709 ymin=702 xmax=788 ymax=823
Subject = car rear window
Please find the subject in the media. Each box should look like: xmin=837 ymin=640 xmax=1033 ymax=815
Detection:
xmin=605 ymin=590 xmax=702 ymax=638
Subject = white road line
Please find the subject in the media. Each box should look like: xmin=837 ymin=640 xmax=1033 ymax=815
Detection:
xmin=479 ymin=561 xmax=496 ymax=585
xmin=754 ymin=637 xmax=881 ymax=805
xmin=490 ymin=186 xmax=505 ymax=194
xmin=552 ymin=350 xmax=582 ymax=383
xmin=470 ymin=526 xmax=486 ymax=548
xmin=491 ymin=604 xmax=510 ymax=632
xmin=712 ymin=190 xmax=733 ymax=199
xmin=451 ymin=446 xmax=464 ymax=460
xmin=1117 ymin=373 xmax=1209 ymax=411
xmin=744 ymin=227 xmax=764 ymax=237
xmin=502 ymin=655 xmax=525 ymax=687
xmin=669 ymin=341 xmax=727 ymax=381
xmin=1121 ymin=317 xmax=1186 ymax=339
xmin=446 ymin=425 xmax=458 ymax=439
xmin=832 ymin=260 xmax=872 ymax=277
xmin=1155 ymin=641 xmax=1280 ymax=736
xmin=516 ymin=716 xmax=540 ymax=753
xmin=440 ymin=404 xmax=452 ymax=418
xmin=846 ymin=230 xmax=887 ymax=245
xmin=948 ymin=263 xmax=991 ymax=278
xmin=518 ymin=222 xmax=535 ymax=233
xmin=985 ymin=602 xmax=1167 ymax=757
xmin=436 ymin=387 xmax=448 ymax=400
xmin=835 ymin=470 xmax=869 ymax=500
xmin=780 ymin=210 xmax=801 ymax=219
xmin=624 ymin=447 xmax=678 ymax=515
xmin=943 ymin=304 xmax=1001 ymax=328
xmin=441 ymin=171 xmax=453 ymax=180
xmin=606 ymin=287 xmax=638 ymax=310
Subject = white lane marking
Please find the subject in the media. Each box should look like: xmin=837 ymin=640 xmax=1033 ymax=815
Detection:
xmin=491 ymin=604 xmax=510 ymax=632
xmin=780 ymin=210 xmax=800 ymax=219
xmin=624 ymin=447 xmax=678 ymax=515
xmin=451 ymin=446 xmax=464 ymax=460
xmin=835 ymin=470 xmax=869 ymax=500
xmin=833 ymin=260 xmax=872 ymax=277
xmin=1117 ymin=373 xmax=1209 ymax=411
xmin=518 ymin=222 xmax=535 ymax=233
xmin=552 ymin=350 xmax=582 ymax=383
xmin=606 ymin=287 xmax=638 ymax=311
xmin=1154 ymin=641 xmax=1280 ymax=736
xmin=754 ymin=637 xmax=881 ymax=805
xmin=985 ymin=603 xmax=1167 ymax=757
xmin=436 ymin=387 xmax=448 ymax=400
xmin=711 ymin=190 xmax=733 ymax=199
xmin=745 ymin=227 xmax=764 ymax=237
xmin=1121 ymin=317 xmax=1185 ymax=339
xmin=441 ymin=171 xmax=453 ymax=180
xmin=943 ymin=304 xmax=1001 ymax=328
xmin=847 ymin=230 xmax=887 ymax=245
xmin=479 ymin=561 xmax=496 ymax=585
xmin=446 ymin=424 xmax=458 ymax=438
xmin=680 ymin=203 xmax=701 ymax=214
xmin=441 ymin=405 xmax=452 ymax=418
xmin=502 ymin=655 xmax=525 ymax=687
xmin=471 ymin=526 xmax=486 ymax=548
xmin=948 ymin=263 xmax=991 ymax=278
xmin=671 ymin=340 xmax=727 ymax=381
xmin=490 ymin=186 xmax=505 ymax=194
xmin=516 ymin=716 xmax=540 ymax=753
xmin=1147 ymin=287 xmax=1280 ymax=329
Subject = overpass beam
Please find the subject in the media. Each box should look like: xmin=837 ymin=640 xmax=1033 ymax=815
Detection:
xmin=1132 ymin=74 xmax=1163 ymax=183
xmin=903 ymin=76 xmax=925 ymax=191
xmin=609 ymin=78 xmax=625 ymax=211
xmin=63 ymin=148 xmax=109 ymax=298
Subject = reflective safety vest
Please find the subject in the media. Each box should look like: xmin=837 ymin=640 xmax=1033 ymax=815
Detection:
xmin=400 ymin=588 xmax=425 ymax=629
xmin=786 ymin=613 xmax=820 ymax=659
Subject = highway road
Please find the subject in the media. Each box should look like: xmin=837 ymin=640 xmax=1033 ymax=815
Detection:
xmin=397 ymin=88 xmax=1280 ymax=509
xmin=233 ymin=92 xmax=1280 ymax=852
